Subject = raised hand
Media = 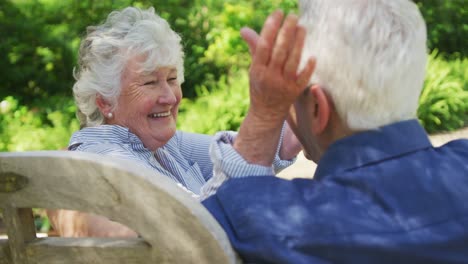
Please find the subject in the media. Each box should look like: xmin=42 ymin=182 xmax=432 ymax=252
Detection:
xmin=233 ymin=10 xmax=315 ymax=166
xmin=245 ymin=10 xmax=316 ymax=122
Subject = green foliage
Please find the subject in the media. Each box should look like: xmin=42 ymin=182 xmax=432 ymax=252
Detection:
xmin=2 ymin=0 xmax=297 ymax=102
xmin=177 ymin=71 xmax=249 ymax=134
xmin=2 ymin=0 xmax=465 ymax=103
xmin=0 ymin=96 xmax=79 ymax=151
xmin=0 ymin=0 xmax=75 ymax=106
xmin=33 ymin=208 xmax=51 ymax=233
xmin=174 ymin=0 xmax=297 ymax=97
xmin=417 ymin=51 xmax=468 ymax=133
xmin=414 ymin=0 xmax=467 ymax=56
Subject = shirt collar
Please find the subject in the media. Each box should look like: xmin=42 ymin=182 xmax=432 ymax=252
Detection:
xmin=69 ymin=125 xmax=143 ymax=147
xmin=314 ymin=119 xmax=432 ymax=180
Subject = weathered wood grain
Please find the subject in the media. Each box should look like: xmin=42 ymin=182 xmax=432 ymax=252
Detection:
xmin=0 ymin=172 xmax=28 ymax=193
xmin=0 ymin=151 xmax=238 ymax=263
xmin=26 ymin=237 xmax=152 ymax=264
xmin=2 ymin=207 xmax=36 ymax=263
xmin=0 ymin=239 xmax=10 ymax=264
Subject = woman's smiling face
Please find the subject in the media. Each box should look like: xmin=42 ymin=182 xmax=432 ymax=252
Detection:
xmin=109 ymin=55 xmax=182 ymax=151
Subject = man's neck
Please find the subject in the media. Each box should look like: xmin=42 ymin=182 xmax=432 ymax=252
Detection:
xmin=315 ymin=112 xmax=355 ymax=161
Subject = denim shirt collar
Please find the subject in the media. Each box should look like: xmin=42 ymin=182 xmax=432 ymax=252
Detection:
xmin=314 ymin=119 xmax=432 ymax=180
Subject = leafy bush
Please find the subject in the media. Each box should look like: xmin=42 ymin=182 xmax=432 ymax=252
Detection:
xmin=418 ymin=51 xmax=468 ymax=133
xmin=174 ymin=0 xmax=297 ymax=97
xmin=414 ymin=0 xmax=467 ymax=56
xmin=0 ymin=0 xmax=75 ymax=106
xmin=2 ymin=0 xmax=466 ymax=104
xmin=0 ymin=96 xmax=79 ymax=151
xmin=177 ymin=70 xmax=249 ymax=134
xmin=1 ymin=0 xmax=298 ymax=102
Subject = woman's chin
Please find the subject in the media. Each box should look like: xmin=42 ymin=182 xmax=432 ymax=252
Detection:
xmin=137 ymin=125 xmax=177 ymax=151
xmin=161 ymin=126 xmax=177 ymax=139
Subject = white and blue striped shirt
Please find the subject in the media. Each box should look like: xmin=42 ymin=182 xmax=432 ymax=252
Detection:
xmin=69 ymin=125 xmax=294 ymax=197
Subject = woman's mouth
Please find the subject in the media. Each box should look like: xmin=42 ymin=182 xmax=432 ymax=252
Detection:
xmin=148 ymin=111 xmax=171 ymax=118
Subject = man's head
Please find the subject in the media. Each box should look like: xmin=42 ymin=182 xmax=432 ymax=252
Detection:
xmin=289 ymin=0 xmax=428 ymax=161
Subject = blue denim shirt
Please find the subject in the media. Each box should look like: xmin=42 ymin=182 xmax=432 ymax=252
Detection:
xmin=203 ymin=120 xmax=468 ymax=263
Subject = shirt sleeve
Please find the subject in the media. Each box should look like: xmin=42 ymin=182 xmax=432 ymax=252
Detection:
xmin=273 ymin=122 xmax=298 ymax=173
xmin=177 ymin=124 xmax=295 ymax=184
xmin=199 ymin=127 xmax=296 ymax=201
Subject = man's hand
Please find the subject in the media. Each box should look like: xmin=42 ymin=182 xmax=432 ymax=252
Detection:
xmin=234 ymin=11 xmax=315 ymax=166
xmin=246 ymin=11 xmax=315 ymax=122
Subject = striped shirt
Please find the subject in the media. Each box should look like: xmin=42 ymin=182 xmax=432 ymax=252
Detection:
xmin=200 ymin=131 xmax=281 ymax=199
xmin=69 ymin=125 xmax=294 ymax=197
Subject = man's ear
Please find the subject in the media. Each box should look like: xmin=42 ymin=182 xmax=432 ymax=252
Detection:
xmin=95 ymin=94 xmax=112 ymax=115
xmin=309 ymin=84 xmax=330 ymax=135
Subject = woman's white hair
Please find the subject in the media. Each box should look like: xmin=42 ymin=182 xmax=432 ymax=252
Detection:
xmin=73 ymin=7 xmax=185 ymax=127
xmin=299 ymin=0 xmax=427 ymax=130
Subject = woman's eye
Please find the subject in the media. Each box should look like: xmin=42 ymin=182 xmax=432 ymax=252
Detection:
xmin=168 ymin=77 xmax=177 ymax=82
xmin=144 ymin=81 xmax=156 ymax=86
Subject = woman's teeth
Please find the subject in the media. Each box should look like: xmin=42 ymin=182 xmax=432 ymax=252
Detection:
xmin=149 ymin=111 xmax=171 ymax=118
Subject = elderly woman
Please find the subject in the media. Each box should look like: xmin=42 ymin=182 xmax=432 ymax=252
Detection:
xmin=49 ymin=6 xmax=300 ymax=237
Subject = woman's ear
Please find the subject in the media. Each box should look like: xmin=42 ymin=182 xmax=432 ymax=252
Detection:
xmin=95 ymin=94 xmax=112 ymax=115
xmin=309 ymin=84 xmax=330 ymax=135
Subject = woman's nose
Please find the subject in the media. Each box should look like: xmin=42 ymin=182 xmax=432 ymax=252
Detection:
xmin=157 ymin=82 xmax=177 ymax=105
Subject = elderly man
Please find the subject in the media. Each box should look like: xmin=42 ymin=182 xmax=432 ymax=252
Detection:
xmin=200 ymin=0 xmax=468 ymax=263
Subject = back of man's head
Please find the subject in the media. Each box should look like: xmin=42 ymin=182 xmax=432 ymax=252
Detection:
xmin=299 ymin=0 xmax=427 ymax=130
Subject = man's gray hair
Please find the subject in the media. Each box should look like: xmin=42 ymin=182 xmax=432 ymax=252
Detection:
xmin=299 ymin=0 xmax=427 ymax=130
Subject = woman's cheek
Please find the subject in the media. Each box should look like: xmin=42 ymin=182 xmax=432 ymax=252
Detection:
xmin=141 ymin=98 xmax=156 ymax=114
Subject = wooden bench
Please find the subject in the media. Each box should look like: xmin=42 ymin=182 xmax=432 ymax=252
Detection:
xmin=0 ymin=151 xmax=238 ymax=263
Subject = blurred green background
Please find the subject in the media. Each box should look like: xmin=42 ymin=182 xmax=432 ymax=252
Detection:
xmin=0 ymin=0 xmax=467 ymax=152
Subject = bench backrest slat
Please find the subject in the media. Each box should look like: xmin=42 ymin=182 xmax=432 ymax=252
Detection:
xmin=0 ymin=151 xmax=238 ymax=263
xmin=3 ymin=207 xmax=36 ymax=263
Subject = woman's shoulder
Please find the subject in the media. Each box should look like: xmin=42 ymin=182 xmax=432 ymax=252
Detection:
xmin=70 ymin=140 xmax=128 ymax=154
xmin=69 ymin=125 xmax=140 ymax=147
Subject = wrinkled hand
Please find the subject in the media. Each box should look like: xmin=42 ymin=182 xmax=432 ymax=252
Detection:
xmin=242 ymin=10 xmax=316 ymax=122
xmin=232 ymin=11 xmax=315 ymax=166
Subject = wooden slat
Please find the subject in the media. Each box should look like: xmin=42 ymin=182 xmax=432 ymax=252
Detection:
xmin=25 ymin=237 xmax=152 ymax=264
xmin=7 ymin=208 xmax=36 ymax=241
xmin=3 ymin=207 xmax=36 ymax=263
xmin=0 ymin=151 xmax=238 ymax=263
xmin=0 ymin=239 xmax=11 ymax=264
